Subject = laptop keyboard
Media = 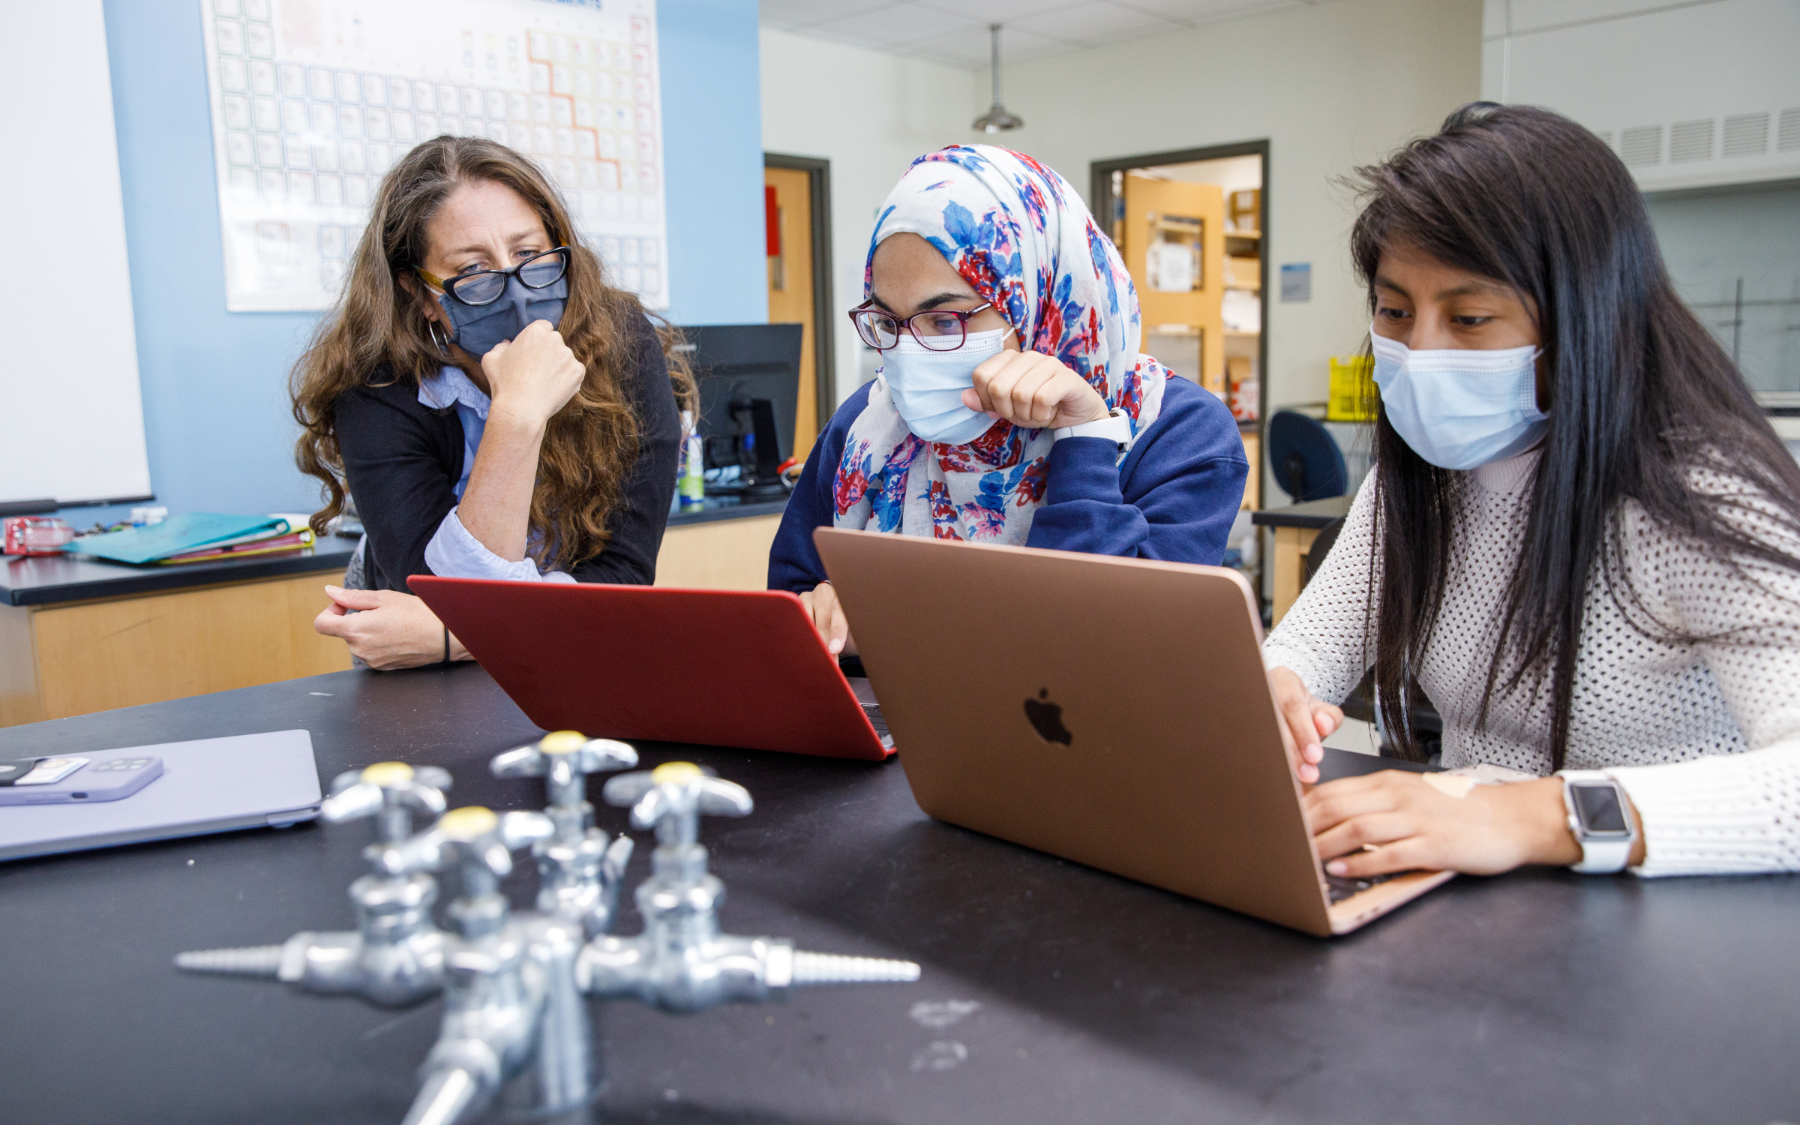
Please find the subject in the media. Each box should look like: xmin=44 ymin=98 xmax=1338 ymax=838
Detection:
xmin=860 ymin=703 xmax=895 ymax=750
xmin=1324 ymin=870 xmax=1400 ymax=904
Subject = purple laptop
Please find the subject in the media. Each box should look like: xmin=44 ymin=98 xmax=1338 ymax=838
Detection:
xmin=0 ymin=730 xmax=321 ymax=861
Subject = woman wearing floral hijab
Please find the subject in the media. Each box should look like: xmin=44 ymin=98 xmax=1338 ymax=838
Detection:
xmin=769 ymin=145 xmax=1249 ymax=651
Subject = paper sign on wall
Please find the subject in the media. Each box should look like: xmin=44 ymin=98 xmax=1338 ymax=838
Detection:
xmin=1279 ymin=262 xmax=1311 ymax=303
xmin=199 ymin=0 xmax=669 ymax=312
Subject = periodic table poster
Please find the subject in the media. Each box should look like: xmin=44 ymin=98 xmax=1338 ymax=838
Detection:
xmin=199 ymin=0 xmax=669 ymax=312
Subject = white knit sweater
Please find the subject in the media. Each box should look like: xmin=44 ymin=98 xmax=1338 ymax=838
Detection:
xmin=1264 ymin=449 xmax=1800 ymax=876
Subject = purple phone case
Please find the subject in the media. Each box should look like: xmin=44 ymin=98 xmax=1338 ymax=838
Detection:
xmin=0 ymin=756 xmax=164 ymax=805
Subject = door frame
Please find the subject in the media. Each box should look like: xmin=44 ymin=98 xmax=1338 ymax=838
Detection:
xmin=763 ymin=153 xmax=837 ymax=431
xmin=1090 ymin=140 xmax=1270 ymax=433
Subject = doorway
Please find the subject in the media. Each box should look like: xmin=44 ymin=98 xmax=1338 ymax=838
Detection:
xmin=1092 ymin=142 xmax=1269 ymax=585
xmin=1092 ymin=142 xmax=1267 ymax=500
xmin=763 ymin=154 xmax=835 ymax=462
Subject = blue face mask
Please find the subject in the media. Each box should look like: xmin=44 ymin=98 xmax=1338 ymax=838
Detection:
xmin=881 ymin=328 xmax=1011 ymax=445
xmin=437 ymin=273 xmax=569 ymax=358
xmin=1370 ymin=327 xmax=1547 ymax=470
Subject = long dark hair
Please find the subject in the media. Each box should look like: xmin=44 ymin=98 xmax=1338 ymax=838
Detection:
xmin=1351 ymin=103 xmax=1800 ymax=768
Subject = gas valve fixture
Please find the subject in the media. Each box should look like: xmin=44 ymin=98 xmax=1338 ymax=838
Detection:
xmin=489 ymin=730 xmax=637 ymax=938
xmin=175 ymin=737 xmax=920 ymax=1125
xmin=176 ymin=760 xmax=453 ymax=1006
xmin=581 ymin=762 xmax=921 ymax=1011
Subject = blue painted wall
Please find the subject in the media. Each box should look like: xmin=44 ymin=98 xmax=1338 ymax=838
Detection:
xmin=658 ymin=0 xmax=768 ymax=328
xmin=72 ymin=0 xmax=764 ymax=528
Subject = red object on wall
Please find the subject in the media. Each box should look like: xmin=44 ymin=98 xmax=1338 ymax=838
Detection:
xmin=764 ymin=184 xmax=781 ymax=257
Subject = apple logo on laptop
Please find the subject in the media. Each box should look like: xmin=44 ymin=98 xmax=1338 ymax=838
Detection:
xmin=1024 ymin=689 xmax=1072 ymax=746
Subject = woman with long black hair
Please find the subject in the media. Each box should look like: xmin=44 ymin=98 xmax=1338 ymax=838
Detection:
xmin=1269 ymin=104 xmax=1800 ymax=878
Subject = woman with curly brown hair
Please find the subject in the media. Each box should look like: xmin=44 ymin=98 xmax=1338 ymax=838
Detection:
xmin=291 ymin=136 xmax=691 ymax=670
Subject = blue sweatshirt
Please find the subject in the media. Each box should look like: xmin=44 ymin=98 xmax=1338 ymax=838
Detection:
xmin=768 ymin=375 xmax=1249 ymax=592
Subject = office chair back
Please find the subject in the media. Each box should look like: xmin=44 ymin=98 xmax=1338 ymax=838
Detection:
xmin=1268 ymin=411 xmax=1348 ymax=502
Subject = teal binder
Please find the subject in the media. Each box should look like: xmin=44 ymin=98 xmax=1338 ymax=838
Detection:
xmin=69 ymin=514 xmax=293 ymax=566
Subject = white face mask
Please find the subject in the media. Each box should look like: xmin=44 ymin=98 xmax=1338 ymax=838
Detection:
xmin=881 ymin=327 xmax=1011 ymax=445
xmin=1369 ymin=326 xmax=1547 ymax=470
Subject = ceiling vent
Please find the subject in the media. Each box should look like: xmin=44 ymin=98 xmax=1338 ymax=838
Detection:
xmin=1669 ymin=119 xmax=1715 ymax=162
xmin=1619 ymin=125 xmax=1663 ymax=166
xmin=1722 ymin=113 xmax=1770 ymax=157
xmin=1780 ymin=109 xmax=1800 ymax=152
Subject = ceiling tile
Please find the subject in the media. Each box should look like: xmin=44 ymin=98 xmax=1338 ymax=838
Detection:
xmin=794 ymin=22 xmax=915 ymax=52
xmin=1003 ymin=34 xmax=1092 ymax=60
xmin=762 ymin=0 xmax=1340 ymax=66
xmin=759 ymin=0 xmax=894 ymax=30
xmin=810 ymin=3 xmax=989 ymax=46
xmin=901 ymin=24 xmax=1077 ymax=67
xmin=1012 ymin=1 xmax=1185 ymax=44
xmin=1113 ymin=0 xmax=1292 ymax=25
xmin=912 ymin=0 xmax=1089 ymax=22
xmin=892 ymin=32 xmax=1002 ymax=67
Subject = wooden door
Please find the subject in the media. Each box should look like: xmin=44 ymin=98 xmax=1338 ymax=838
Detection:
xmin=1121 ymin=175 xmax=1225 ymax=393
xmin=765 ymin=165 xmax=817 ymax=460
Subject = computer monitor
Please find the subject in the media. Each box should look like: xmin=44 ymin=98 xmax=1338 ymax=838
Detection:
xmin=677 ymin=323 xmax=804 ymax=501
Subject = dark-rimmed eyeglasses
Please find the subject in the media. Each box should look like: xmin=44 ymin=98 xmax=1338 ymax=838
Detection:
xmin=849 ymin=301 xmax=1002 ymax=352
xmin=416 ymin=247 xmax=571 ymax=306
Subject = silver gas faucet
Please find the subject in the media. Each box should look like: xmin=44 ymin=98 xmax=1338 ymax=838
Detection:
xmin=490 ymin=730 xmax=637 ymax=937
xmin=176 ymin=748 xmax=923 ymax=1125
xmin=578 ymin=762 xmax=921 ymax=1012
xmin=377 ymin=806 xmax=559 ymax=1125
xmin=175 ymin=761 xmax=452 ymax=1006
xmin=330 ymin=761 xmax=456 ymax=846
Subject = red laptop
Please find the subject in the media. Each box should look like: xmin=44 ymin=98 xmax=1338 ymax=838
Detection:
xmin=409 ymin=577 xmax=894 ymax=760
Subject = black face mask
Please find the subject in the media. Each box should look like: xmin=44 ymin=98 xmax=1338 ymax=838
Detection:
xmin=437 ymin=273 xmax=569 ymax=358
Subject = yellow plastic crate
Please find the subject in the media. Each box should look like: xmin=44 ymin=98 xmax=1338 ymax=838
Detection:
xmin=1327 ymin=355 xmax=1377 ymax=422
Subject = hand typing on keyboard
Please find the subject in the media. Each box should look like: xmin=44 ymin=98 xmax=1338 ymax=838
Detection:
xmin=1305 ymin=770 xmax=1591 ymax=878
xmin=1323 ymin=870 xmax=1399 ymax=904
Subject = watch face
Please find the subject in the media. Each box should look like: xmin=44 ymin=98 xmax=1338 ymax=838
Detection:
xmin=1572 ymin=783 xmax=1630 ymax=836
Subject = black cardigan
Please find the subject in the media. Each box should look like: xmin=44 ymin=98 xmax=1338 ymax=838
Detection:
xmin=333 ymin=313 xmax=680 ymax=592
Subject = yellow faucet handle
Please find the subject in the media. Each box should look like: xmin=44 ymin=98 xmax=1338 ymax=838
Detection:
xmin=437 ymin=806 xmax=500 ymax=842
xmin=651 ymin=761 xmax=704 ymax=785
xmin=359 ymin=761 xmax=415 ymax=786
xmin=539 ymin=731 xmax=588 ymax=754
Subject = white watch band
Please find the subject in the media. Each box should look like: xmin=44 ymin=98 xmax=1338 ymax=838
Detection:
xmin=1559 ymin=770 xmax=1637 ymax=874
xmin=1053 ymin=408 xmax=1135 ymax=452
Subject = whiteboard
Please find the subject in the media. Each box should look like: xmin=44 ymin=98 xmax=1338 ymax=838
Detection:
xmin=197 ymin=0 xmax=670 ymax=312
xmin=0 ymin=0 xmax=153 ymax=510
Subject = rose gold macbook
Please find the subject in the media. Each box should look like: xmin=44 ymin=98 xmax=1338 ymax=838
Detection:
xmin=812 ymin=528 xmax=1452 ymax=937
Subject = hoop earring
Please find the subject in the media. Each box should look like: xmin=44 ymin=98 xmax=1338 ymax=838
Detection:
xmin=426 ymin=319 xmax=452 ymax=358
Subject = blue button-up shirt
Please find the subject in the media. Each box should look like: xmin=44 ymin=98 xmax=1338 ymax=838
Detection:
xmin=417 ymin=366 xmax=573 ymax=584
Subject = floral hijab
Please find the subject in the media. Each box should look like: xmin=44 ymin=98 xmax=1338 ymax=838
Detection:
xmin=831 ymin=145 xmax=1168 ymax=543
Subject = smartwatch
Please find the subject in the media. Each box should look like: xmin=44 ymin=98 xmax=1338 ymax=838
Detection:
xmin=1558 ymin=771 xmax=1639 ymax=873
xmin=1052 ymin=408 xmax=1135 ymax=454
